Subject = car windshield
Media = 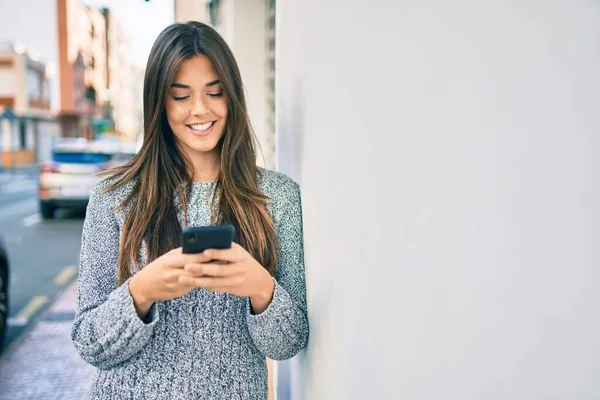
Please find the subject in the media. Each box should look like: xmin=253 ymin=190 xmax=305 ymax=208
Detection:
xmin=52 ymin=152 xmax=113 ymax=164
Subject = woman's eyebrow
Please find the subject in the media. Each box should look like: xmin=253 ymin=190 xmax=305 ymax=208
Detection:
xmin=205 ymin=79 xmax=221 ymax=87
xmin=170 ymin=80 xmax=221 ymax=89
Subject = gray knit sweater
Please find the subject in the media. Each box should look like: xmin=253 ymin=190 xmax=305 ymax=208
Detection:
xmin=72 ymin=168 xmax=309 ymax=399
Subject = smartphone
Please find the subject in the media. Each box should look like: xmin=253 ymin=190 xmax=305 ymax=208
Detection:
xmin=182 ymin=224 xmax=236 ymax=254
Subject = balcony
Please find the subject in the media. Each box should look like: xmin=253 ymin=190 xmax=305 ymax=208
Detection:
xmin=27 ymin=96 xmax=50 ymax=110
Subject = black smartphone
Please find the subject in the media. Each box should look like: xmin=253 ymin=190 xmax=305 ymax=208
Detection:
xmin=182 ymin=224 xmax=236 ymax=254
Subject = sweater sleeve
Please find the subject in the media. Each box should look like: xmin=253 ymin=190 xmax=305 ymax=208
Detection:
xmin=71 ymin=184 xmax=159 ymax=370
xmin=246 ymin=177 xmax=309 ymax=360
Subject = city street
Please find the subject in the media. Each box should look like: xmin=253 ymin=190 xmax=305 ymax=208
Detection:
xmin=0 ymin=168 xmax=96 ymax=399
xmin=0 ymin=168 xmax=84 ymax=349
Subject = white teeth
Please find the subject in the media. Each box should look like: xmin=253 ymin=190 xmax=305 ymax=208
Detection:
xmin=189 ymin=122 xmax=214 ymax=131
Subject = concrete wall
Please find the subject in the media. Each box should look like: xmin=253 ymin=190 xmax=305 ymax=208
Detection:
xmin=220 ymin=0 xmax=270 ymax=168
xmin=174 ymin=0 xmax=209 ymax=24
xmin=276 ymin=1 xmax=600 ymax=399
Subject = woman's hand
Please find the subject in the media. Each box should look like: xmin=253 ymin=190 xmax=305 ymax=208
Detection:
xmin=179 ymin=242 xmax=275 ymax=314
xmin=129 ymin=247 xmax=211 ymax=318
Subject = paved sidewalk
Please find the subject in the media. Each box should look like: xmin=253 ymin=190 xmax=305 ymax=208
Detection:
xmin=0 ymin=282 xmax=96 ymax=399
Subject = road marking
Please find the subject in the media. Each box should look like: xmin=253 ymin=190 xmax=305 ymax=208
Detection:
xmin=53 ymin=265 xmax=77 ymax=286
xmin=22 ymin=213 xmax=41 ymax=227
xmin=7 ymin=317 xmax=28 ymax=327
xmin=12 ymin=295 xmax=49 ymax=324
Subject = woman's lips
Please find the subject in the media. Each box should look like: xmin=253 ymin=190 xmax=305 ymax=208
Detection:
xmin=186 ymin=121 xmax=215 ymax=137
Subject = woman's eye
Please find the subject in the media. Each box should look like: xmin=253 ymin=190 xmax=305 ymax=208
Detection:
xmin=173 ymin=95 xmax=189 ymax=101
xmin=208 ymin=92 xmax=223 ymax=98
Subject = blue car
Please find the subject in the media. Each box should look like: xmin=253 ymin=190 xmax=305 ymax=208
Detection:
xmin=0 ymin=235 xmax=8 ymax=354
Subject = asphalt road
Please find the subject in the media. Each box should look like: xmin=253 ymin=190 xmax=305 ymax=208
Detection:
xmin=0 ymin=169 xmax=85 ymax=350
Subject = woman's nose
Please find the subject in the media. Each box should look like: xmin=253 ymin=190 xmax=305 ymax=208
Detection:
xmin=191 ymin=96 xmax=209 ymax=116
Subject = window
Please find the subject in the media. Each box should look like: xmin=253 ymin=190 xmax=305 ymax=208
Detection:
xmin=85 ymin=86 xmax=97 ymax=104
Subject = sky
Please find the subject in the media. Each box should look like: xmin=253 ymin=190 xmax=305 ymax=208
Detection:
xmin=82 ymin=0 xmax=175 ymax=68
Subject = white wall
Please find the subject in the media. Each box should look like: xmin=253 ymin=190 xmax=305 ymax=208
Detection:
xmin=174 ymin=0 xmax=209 ymax=23
xmin=276 ymin=1 xmax=600 ymax=399
xmin=0 ymin=0 xmax=59 ymax=112
xmin=230 ymin=0 xmax=269 ymax=168
xmin=218 ymin=0 xmax=270 ymax=168
xmin=0 ymin=68 xmax=15 ymax=96
xmin=0 ymin=119 xmax=18 ymax=151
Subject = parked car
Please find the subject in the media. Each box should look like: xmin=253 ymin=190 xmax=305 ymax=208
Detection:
xmin=0 ymin=234 xmax=9 ymax=354
xmin=38 ymin=139 xmax=137 ymax=219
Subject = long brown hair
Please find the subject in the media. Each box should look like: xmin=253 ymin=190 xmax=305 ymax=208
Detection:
xmin=104 ymin=21 xmax=278 ymax=286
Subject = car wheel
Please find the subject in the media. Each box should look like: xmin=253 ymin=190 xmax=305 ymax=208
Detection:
xmin=0 ymin=259 xmax=8 ymax=354
xmin=40 ymin=202 xmax=55 ymax=219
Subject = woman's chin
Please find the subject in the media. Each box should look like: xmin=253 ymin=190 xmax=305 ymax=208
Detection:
xmin=175 ymin=135 xmax=221 ymax=157
xmin=187 ymin=142 xmax=221 ymax=156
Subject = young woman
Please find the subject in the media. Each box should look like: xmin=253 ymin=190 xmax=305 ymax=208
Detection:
xmin=72 ymin=21 xmax=308 ymax=399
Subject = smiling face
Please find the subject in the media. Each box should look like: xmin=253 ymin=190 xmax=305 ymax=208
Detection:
xmin=165 ymin=54 xmax=228 ymax=163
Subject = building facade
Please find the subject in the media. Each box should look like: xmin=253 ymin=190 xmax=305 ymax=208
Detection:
xmin=0 ymin=0 xmax=60 ymax=113
xmin=0 ymin=44 xmax=58 ymax=167
xmin=103 ymin=8 xmax=143 ymax=143
xmin=0 ymin=0 xmax=143 ymax=148
xmin=0 ymin=0 xmax=61 ymax=165
xmin=56 ymin=0 xmax=110 ymax=139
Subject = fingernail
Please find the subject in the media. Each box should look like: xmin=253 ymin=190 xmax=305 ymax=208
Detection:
xmin=203 ymin=250 xmax=211 ymax=257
